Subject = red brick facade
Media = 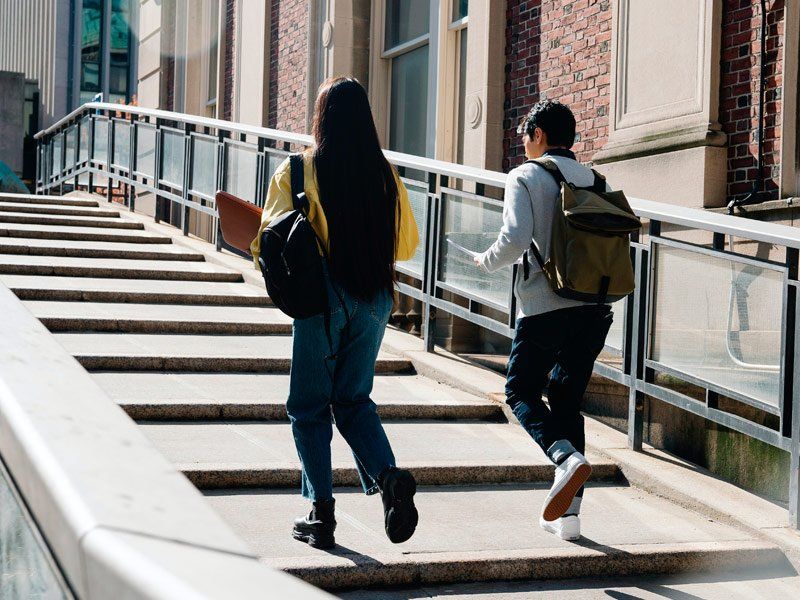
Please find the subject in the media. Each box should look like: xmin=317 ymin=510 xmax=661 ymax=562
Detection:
xmin=503 ymin=0 xmax=613 ymax=172
xmin=719 ymin=0 xmax=784 ymax=202
xmin=268 ymin=0 xmax=309 ymax=133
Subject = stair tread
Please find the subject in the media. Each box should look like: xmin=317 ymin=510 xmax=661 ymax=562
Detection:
xmin=0 ymin=221 xmax=169 ymax=242
xmin=0 ymin=254 xmax=238 ymax=273
xmin=0 ymin=193 xmax=99 ymax=207
xmin=25 ymin=301 xmax=289 ymax=325
xmin=336 ymin=561 xmax=800 ymax=599
xmin=54 ymin=332 xmax=400 ymax=361
xmin=139 ymin=421 xmax=595 ymax=470
xmin=0 ymin=200 xmax=120 ymax=217
xmin=205 ymin=485 xmax=759 ymax=567
xmin=2 ymin=274 xmax=268 ymax=300
xmin=94 ymin=372 xmax=490 ymax=406
xmin=0 ymin=210 xmax=142 ymax=228
xmin=0 ymin=237 xmax=202 ymax=258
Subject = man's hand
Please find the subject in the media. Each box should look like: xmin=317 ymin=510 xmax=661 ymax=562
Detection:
xmin=473 ymin=254 xmax=483 ymax=268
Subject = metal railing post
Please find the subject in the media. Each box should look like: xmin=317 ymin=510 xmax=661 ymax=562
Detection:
xmin=627 ymin=222 xmax=656 ymax=450
xmin=153 ymin=119 xmax=162 ymax=223
xmin=128 ymin=113 xmax=137 ymax=212
xmin=182 ymin=124 xmax=194 ymax=236
xmin=422 ymin=172 xmax=441 ymax=352
xmin=107 ymin=112 xmax=115 ymax=204
xmin=784 ymin=248 xmax=800 ymax=528
xmin=215 ymin=130 xmax=227 ymax=252
xmin=87 ymin=116 xmax=95 ymax=193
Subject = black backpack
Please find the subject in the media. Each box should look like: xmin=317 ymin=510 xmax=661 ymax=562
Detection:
xmin=258 ymin=154 xmax=349 ymax=354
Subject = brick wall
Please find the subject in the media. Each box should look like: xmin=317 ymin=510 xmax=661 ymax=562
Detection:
xmin=503 ymin=0 xmax=612 ymax=171
xmin=268 ymin=0 xmax=309 ymax=133
xmin=720 ymin=0 xmax=784 ymax=202
xmin=222 ymin=0 xmax=236 ymax=121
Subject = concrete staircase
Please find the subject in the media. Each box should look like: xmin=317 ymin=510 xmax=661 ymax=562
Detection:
xmin=1 ymin=192 xmax=796 ymax=597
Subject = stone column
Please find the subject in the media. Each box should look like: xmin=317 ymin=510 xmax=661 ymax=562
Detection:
xmin=593 ymin=0 xmax=727 ymax=208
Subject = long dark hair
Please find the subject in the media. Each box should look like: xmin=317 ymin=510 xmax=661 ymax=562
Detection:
xmin=312 ymin=77 xmax=399 ymax=300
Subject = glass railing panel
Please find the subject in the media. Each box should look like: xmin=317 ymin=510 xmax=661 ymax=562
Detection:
xmin=112 ymin=120 xmax=130 ymax=169
xmin=606 ymin=298 xmax=626 ymax=352
xmin=52 ymin=137 xmax=62 ymax=177
xmin=78 ymin=116 xmax=90 ymax=163
xmin=439 ymin=191 xmax=511 ymax=309
xmin=64 ymin=126 xmax=77 ymax=169
xmin=259 ymin=151 xmax=289 ymax=208
xmin=93 ymin=118 xmax=108 ymax=164
xmin=135 ymin=123 xmax=156 ymax=178
xmin=160 ymin=129 xmax=185 ymax=188
xmin=0 ymin=462 xmax=70 ymax=599
xmin=190 ymin=135 xmax=218 ymax=199
xmin=396 ymin=179 xmax=427 ymax=277
xmin=650 ymin=243 xmax=782 ymax=408
xmin=224 ymin=143 xmax=257 ymax=201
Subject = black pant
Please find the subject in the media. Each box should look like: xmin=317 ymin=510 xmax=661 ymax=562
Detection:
xmin=505 ymin=305 xmax=613 ymax=491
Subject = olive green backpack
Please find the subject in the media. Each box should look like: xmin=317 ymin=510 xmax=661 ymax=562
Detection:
xmin=524 ymin=158 xmax=642 ymax=304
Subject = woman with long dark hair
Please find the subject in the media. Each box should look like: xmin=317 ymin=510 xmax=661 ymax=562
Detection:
xmin=250 ymin=77 xmax=420 ymax=549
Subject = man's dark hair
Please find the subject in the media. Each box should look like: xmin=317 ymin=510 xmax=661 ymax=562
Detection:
xmin=516 ymin=100 xmax=576 ymax=148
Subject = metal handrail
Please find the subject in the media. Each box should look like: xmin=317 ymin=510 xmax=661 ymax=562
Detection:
xmin=34 ymin=102 xmax=800 ymax=529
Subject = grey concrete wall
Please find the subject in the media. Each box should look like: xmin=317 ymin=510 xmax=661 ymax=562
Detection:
xmin=0 ymin=0 xmax=72 ymax=128
xmin=0 ymin=71 xmax=24 ymax=174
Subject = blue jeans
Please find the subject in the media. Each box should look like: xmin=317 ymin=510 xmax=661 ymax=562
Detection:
xmin=287 ymin=271 xmax=397 ymax=501
xmin=505 ymin=305 xmax=613 ymax=497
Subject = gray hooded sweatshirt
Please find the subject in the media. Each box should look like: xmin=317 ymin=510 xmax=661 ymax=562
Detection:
xmin=477 ymin=153 xmax=610 ymax=319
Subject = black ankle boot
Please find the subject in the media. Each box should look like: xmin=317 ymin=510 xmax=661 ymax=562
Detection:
xmin=379 ymin=468 xmax=418 ymax=544
xmin=292 ymin=499 xmax=336 ymax=549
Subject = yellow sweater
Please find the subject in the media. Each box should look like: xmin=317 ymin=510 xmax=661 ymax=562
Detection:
xmin=250 ymin=153 xmax=419 ymax=267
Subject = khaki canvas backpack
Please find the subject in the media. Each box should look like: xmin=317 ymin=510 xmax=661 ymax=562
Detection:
xmin=523 ymin=158 xmax=642 ymax=304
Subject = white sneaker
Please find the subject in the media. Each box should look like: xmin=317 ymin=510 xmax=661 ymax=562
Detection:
xmin=541 ymin=452 xmax=592 ymax=522
xmin=540 ymin=515 xmax=581 ymax=541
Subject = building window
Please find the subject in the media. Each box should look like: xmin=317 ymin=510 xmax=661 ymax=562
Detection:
xmin=109 ymin=0 xmax=131 ymax=104
xmin=204 ymin=0 xmax=220 ymax=116
xmin=80 ymin=0 xmax=103 ymax=104
xmin=384 ymin=0 xmax=436 ymax=157
xmin=450 ymin=3 xmax=468 ymax=164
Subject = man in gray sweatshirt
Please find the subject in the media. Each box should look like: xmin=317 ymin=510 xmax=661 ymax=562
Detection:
xmin=475 ymin=101 xmax=613 ymax=541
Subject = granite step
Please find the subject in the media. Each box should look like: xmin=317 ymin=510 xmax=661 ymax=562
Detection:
xmin=0 ymin=193 xmax=99 ymax=207
xmin=0 ymin=237 xmax=203 ymax=261
xmin=205 ymin=484 xmax=783 ymax=591
xmin=0 ymin=201 xmax=120 ymax=218
xmin=93 ymin=372 xmax=506 ymax=421
xmin=137 ymin=421 xmax=619 ymax=489
xmin=0 ymin=211 xmax=143 ymax=229
xmin=0 ymin=222 xmax=171 ymax=243
xmin=0 ymin=255 xmax=243 ymax=282
xmin=2 ymin=275 xmax=271 ymax=305
xmin=56 ymin=333 xmax=412 ymax=372
xmin=27 ymin=301 xmax=291 ymax=334
xmin=337 ymin=572 xmax=800 ymax=600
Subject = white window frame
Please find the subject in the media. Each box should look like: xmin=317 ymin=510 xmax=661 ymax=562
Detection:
xmin=201 ymin=0 xmax=220 ymax=117
xmin=381 ymin=0 xmax=440 ymax=159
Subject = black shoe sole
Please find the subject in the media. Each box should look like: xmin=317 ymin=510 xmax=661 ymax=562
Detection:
xmin=383 ymin=469 xmax=419 ymax=544
xmin=292 ymin=528 xmax=335 ymax=550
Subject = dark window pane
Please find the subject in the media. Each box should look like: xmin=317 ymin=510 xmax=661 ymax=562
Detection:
xmin=389 ymin=44 xmax=429 ymax=157
xmin=452 ymin=0 xmax=468 ymax=21
xmin=456 ymin=30 xmax=468 ymax=164
xmin=81 ymin=62 xmax=100 ymax=91
xmin=109 ymin=65 xmax=128 ymax=95
xmin=81 ymin=0 xmax=102 ymax=97
xmin=385 ymin=0 xmax=430 ymax=49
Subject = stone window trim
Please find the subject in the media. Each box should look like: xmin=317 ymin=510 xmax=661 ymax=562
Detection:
xmin=780 ymin=0 xmax=799 ymax=198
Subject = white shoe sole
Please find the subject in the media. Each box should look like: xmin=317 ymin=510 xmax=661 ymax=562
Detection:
xmin=539 ymin=520 xmax=580 ymax=541
xmin=542 ymin=461 xmax=591 ymax=522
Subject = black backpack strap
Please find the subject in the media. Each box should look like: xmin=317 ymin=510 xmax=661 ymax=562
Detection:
xmin=289 ymin=153 xmax=309 ymax=213
xmin=526 ymin=158 xmax=567 ymax=187
xmin=590 ymin=169 xmax=606 ymax=193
